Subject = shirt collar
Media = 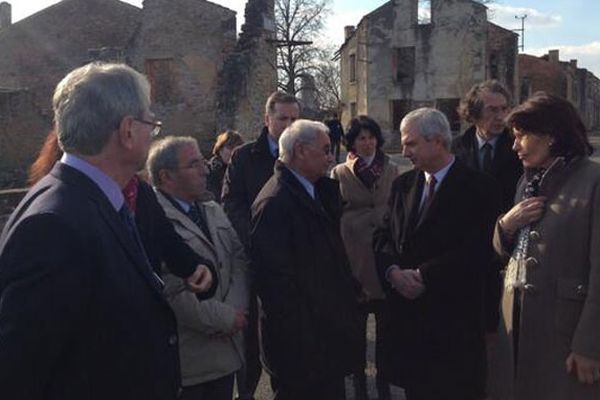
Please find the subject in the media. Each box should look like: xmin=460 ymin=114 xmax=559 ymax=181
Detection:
xmin=475 ymin=130 xmax=500 ymax=150
xmin=172 ymin=196 xmax=193 ymax=213
xmin=267 ymin=133 xmax=278 ymax=158
xmin=287 ymin=167 xmax=316 ymax=199
xmin=424 ymin=155 xmax=455 ymax=188
xmin=60 ymin=153 xmax=124 ymax=211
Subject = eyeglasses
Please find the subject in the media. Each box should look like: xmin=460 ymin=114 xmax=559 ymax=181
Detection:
xmin=175 ymin=159 xmax=208 ymax=171
xmin=134 ymin=118 xmax=162 ymax=137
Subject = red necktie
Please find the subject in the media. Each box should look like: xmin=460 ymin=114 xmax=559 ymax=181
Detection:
xmin=122 ymin=175 xmax=140 ymax=214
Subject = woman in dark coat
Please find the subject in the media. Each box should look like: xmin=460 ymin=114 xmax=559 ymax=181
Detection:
xmin=207 ymin=130 xmax=244 ymax=202
xmin=492 ymin=92 xmax=600 ymax=400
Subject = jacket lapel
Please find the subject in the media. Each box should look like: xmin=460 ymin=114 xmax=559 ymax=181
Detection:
xmin=53 ymin=164 xmax=165 ymax=297
xmin=155 ymin=191 xmax=219 ymax=260
xmin=404 ymin=170 xmax=424 ymax=236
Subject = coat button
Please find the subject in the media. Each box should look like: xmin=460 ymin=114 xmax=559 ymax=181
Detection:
xmin=529 ymin=230 xmax=541 ymax=241
xmin=168 ymin=334 xmax=178 ymax=346
xmin=525 ymin=257 xmax=539 ymax=269
xmin=576 ymin=284 xmax=586 ymax=295
xmin=523 ymin=284 xmax=537 ymax=293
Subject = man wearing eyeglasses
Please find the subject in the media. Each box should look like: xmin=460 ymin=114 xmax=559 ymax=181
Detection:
xmin=250 ymin=120 xmax=362 ymax=400
xmin=0 ymin=63 xmax=211 ymax=400
xmin=147 ymin=136 xmax=249 ymax=400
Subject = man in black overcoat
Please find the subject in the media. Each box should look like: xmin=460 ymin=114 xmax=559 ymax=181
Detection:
xmin=374 ymin=108 xmax=501 ymax=400
xmin=251 ymin=120 xmax=361 ymax=400
xmin=452 ymin=80 xmax=523 ymax=334
xmin=221 ymin=91 xmax=300 ymax=400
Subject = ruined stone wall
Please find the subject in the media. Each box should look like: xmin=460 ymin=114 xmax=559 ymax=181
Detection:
xmin=0 ymin=0 xmax=140 ymax=115
xmin=128 ymin=0 xmax=237 ymax=152
xmin=487 ymin=22 xmax=518 ymax=100
xmin=361 ymin=0 xmax=488 ymax=147
xmin=518 ymin=54 xmax=568 ymax=100
xmin=217 ymin=0 xmax=277 ymax=140
xmin=339 ymin=20 xmax=370 ymax=130
xmin=0 ymin=90 xmax=50 ymax=187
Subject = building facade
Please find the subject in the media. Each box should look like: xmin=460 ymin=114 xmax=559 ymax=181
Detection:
xmin=0 ymin=0 xmax=277 ymax=187
xmin=338 ymin=0 xmax=518 ymax=146
xmin=519 ymin=50 xmax=600 ymax=131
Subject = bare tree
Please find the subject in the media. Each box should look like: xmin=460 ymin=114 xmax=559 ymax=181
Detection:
xmin=274 ymin=0 xmax=331 ymax=96
xmin=312 ymin=46 xmax=341 ymax=112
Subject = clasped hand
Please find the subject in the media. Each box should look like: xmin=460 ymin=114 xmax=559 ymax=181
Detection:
xmin=388 ymin=267 xmax=425 ymax=300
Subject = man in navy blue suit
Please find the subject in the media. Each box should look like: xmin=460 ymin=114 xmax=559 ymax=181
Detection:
xmin=0 ymin=63 xmax=211 ymax=400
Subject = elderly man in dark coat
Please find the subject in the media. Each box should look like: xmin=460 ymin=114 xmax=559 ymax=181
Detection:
xmin=250 ymin=119 xmax=362 ymax=400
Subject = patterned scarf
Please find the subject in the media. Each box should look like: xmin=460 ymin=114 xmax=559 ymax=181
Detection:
xmin=349 ymin=149 xmax=385 ymax=189
xmin=506 ymin=168 xmax=546 ymax=290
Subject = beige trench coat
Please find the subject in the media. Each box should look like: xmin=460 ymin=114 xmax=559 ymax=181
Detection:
xmin=331 ymin=154 xmax=398 ymax=300
xmin=491 ymin=157 xmax=600 ymax=400
xmin=156 ymin=191 xmax=249 ymax=387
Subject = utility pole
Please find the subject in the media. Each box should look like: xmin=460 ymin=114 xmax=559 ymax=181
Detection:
xmin=514 ymin=14 xmax=527 ymax=52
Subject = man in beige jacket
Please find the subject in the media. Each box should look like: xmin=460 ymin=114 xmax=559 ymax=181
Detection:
xmin=147 ymin=136 xmax=249 ymax=400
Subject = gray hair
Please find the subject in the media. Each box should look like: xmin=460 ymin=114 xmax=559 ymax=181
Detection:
xmin=53 ymin=62 xmax=151 ymax=156
xmin=279 ymin=119 xmax=329 ymax=164
xmin=146 ymin=136 xmax=199 ymax=186
xmin=400 ymin=108 xmax=452 ymax=149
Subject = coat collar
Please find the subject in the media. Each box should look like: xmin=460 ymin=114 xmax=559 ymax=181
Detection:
xmin=250 ymin=127 xmax=273 ymax=156
xmin=404 ymin=160 xmax=469 ymax=234
xmin=154 ymin=189 xmax=218 ymax=260
xmin=275 ymin=162 xmax=338 ymax=219
xmin=51 ymin=163 xmax=166 ymax=297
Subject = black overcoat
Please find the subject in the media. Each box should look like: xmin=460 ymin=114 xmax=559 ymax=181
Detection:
xmin=250 ymin=163 xmax=362 ymax=389
xmin=373 ymin=160 xmax=501 ymax=398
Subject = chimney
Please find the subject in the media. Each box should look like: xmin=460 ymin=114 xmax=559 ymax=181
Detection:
xmin=344 ymin=25 xmax=355 ymax=40
xmin=570 ymin=59 xmax=578 ymax=69
xmin=548 ymin=49 xmax=560 ymax=64
xmin=0 ymin=2 xmax=11 ymax=30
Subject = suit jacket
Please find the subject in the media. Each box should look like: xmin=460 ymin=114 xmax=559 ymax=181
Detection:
xmin=135 ymin=180 xmax=217 ymax=300
xmin=373 ymin=160 xmax=501 ymax=397
xmin=222 ymin=127 xmax=276 ymax=248
xmin=452 ymin=126 xmax=522 ymax=212
xmin=250 ymin=163 xmax=362 ymax=389
xmin=155 ymin=191 xmax=249 ymax=386
xmin=452 ymin=127 xmax=523 ymax=332
xmin=0 ymin=163 xmax=182 ymax=400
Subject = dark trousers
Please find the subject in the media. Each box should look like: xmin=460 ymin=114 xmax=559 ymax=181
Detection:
xmin=181 ymin=373 xmax=235 ymax=400
xmin=235 ymin=293 xmax=262 ymax=400
xmin=272 ymin=377 xmax=346 ymax=400
xmin=331 ymin=140 xmax=341 ymax=163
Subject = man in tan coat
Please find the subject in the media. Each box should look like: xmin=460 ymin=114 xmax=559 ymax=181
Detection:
xmin=147 ymin=136 xmax=249 ymax=400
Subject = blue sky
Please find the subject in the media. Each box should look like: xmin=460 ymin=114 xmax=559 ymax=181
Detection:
xmin=14 ymin=0 xmax=600 ymax=76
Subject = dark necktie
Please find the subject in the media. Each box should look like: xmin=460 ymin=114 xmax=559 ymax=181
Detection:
xmin=419 ymin=175 xmax=437 ymax=220
xmin=118 ymin=204 xmax=164 ymax=290
xmin=482 ymin=142 xmax=493 ymax=174
xmin=188 ymin=203 xmax=212 ymax=243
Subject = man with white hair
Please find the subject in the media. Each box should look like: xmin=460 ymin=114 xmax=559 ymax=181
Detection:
xmin=0 ymin=63 xmax=205 ymax=399
xmin=373 ymin=108 xmax=501 ymax=400
xmin=250 ymin=119 xmax=361 ymax=400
